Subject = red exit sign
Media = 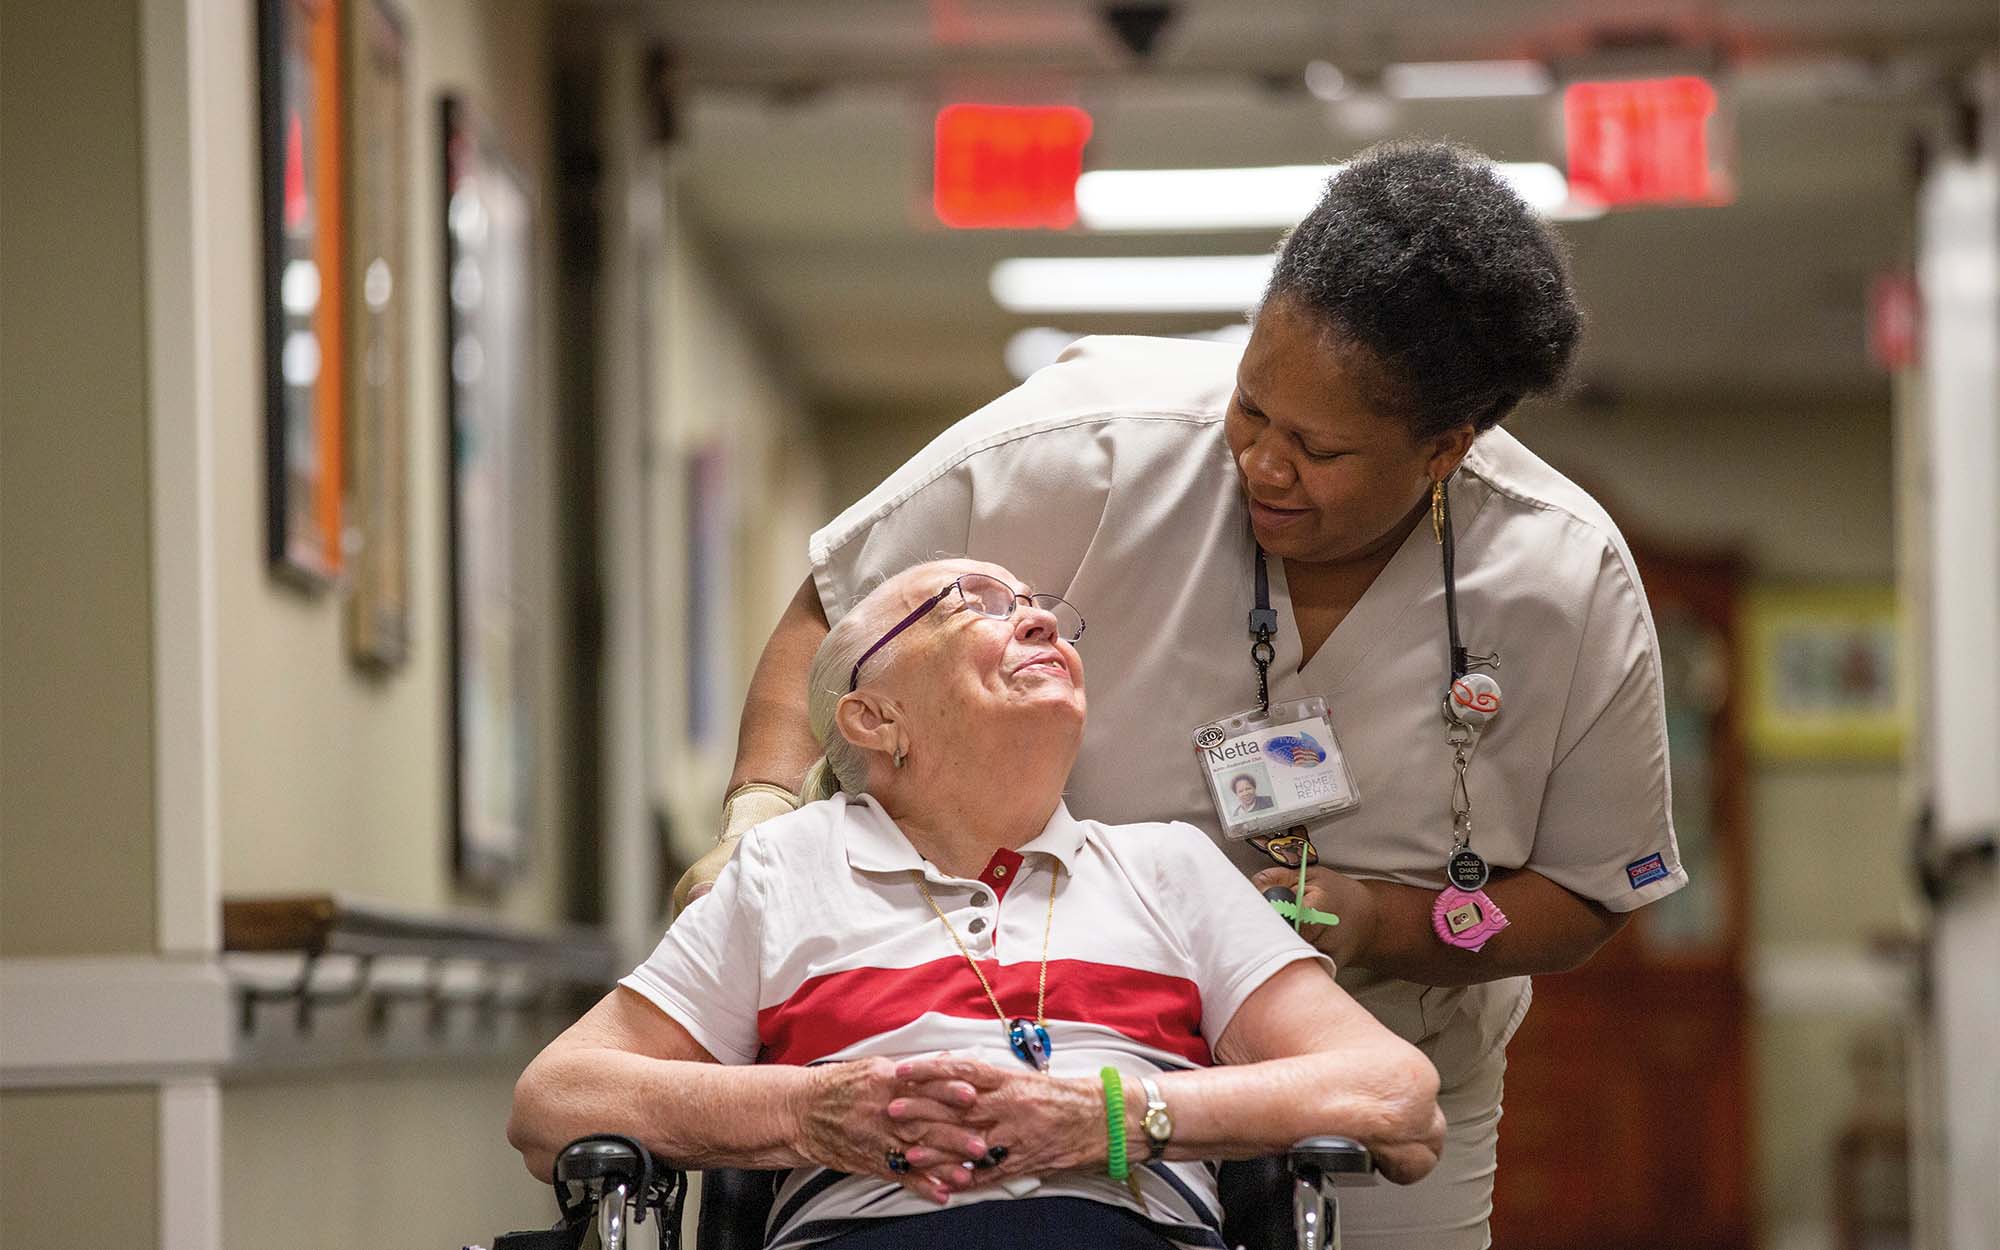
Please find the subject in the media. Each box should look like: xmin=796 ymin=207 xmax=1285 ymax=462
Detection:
xmin=934 ymin=104 xmax=1093 ymax=229
xmin=1564 ymin=76 xmax=1725 ymax=208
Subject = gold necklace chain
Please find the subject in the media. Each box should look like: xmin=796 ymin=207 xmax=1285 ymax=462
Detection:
xmin=916 ymin=861 xmax=1060 ymax=1029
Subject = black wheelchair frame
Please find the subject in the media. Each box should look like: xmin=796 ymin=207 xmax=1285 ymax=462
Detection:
xmin=476 ymin=1134 xmax=1374 ymax=1250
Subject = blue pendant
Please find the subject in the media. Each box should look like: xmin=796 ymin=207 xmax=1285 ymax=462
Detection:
xmin=1007 ymin=1017 xmax=1053 ymax=1072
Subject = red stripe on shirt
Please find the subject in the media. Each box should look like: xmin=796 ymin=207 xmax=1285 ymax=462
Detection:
xmin=756 ymin=956 xmax=1211 ymax=1067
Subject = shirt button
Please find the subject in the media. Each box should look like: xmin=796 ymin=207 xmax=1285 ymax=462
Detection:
xmin=968 ymin=917 xmax=988 ymax=934
xmin=971 ymin=892 xmax=990 ymax=908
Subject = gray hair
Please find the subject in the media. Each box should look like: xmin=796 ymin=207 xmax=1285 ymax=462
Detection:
xmin=801 ymin=558 xmax=966 ymax=803
xmin=801 ymin=594 xmax=897 ymax=803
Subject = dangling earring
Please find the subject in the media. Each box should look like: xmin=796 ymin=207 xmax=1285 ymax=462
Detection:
xmin=892 ymin=748 xmax=906 ymax=770
xmin=1431 ymin=479 xmax=1446 ymax=544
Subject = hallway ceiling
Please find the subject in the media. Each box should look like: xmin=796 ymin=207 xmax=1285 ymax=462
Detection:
xmin=640 ymin=0 xmax=1998 ymax=422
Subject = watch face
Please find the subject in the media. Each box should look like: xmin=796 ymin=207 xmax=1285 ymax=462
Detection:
xmin=1145 ymin=1108 xmax=1173 ymax=1140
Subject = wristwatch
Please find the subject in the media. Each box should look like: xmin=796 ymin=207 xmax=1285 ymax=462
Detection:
xmin=1136 ymin=1075 xmax=1172 ymax=1161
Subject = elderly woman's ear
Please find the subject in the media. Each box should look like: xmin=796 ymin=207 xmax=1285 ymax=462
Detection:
xmin=835 ymin=690 xmax=911 ymax=768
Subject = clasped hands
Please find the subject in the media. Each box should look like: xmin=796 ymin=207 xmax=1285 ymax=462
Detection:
xmin=799 ymin=1053 xmax=1106 ymax=1206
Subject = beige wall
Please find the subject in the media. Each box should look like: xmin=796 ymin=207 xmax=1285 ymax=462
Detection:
xmin=211 ymin=0 xmax=567 ymax=929
xmin=0 ymin=0 xmax=157 ymax=957
xmin=224 ymin=1066 xmax=548 ymax=1250
xmin=0 ymin=1088 xmax=158 ymax=1243
xmin=651 ymin=216 xmax=826 ymax=868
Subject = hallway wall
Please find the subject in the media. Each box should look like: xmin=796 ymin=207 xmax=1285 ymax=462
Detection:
xmin=1 ymin=4 xmax=161 ymax=1239
xmin=210 ymin=0 xmax=568 ymax=928
xmin=0 ymin=0 xmax=157 ymax=958
xmin=205 ymin=4 xmax=574 ymax=1244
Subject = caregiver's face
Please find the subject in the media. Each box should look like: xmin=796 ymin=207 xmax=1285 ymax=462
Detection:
xmin=879 ymin=559 xmax=1085 ymax=732
xmin=1225 ymin=295 xmax=1443 ymax=567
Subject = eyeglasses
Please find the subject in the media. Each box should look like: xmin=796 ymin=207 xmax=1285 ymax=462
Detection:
xmin=848 ymin=573 xmax=1085 ymax=691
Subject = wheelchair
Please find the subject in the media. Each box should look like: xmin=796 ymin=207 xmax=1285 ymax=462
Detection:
xmin=476 ymin=1133 xmax=1375 ymax=1250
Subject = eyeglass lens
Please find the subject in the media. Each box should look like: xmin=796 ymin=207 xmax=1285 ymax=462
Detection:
xmin=956 ymin=573 xmax=1084 ymax=642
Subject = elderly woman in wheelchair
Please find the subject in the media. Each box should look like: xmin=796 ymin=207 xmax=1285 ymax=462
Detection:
xmin=508 ymin=559 xmax=1444 ymax=1250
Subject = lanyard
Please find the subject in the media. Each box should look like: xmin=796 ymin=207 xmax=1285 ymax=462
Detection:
xmin=1244 ymin=479 xmax=1502 ymax=864
xmin=1248 ymin=547 xmax=1278 ymax=716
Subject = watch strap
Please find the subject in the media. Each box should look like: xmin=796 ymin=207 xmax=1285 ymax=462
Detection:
xmin=1136 ymin=1074 xmax=1170 ymax=1160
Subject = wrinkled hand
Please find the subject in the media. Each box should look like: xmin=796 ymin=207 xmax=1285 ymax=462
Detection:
xmin=889 ymin=1054 xmax=1103 ymax=1192
xmin=797 ymin=1058 xmax=992 ymax=1204
xmin=1250 ymin=865 xmax=1377 ymax=969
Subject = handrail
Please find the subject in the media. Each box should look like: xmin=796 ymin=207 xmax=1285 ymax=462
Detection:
xmin=221 ymin=894 xmax=621 ymax=1041
xmin=223 ymin=894 xmax=618 ymax=980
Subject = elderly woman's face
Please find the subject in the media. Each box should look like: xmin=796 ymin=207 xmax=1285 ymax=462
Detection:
xmin=867 ymin=559 xmax=1085 ymax=739
xmin=1225 ymin=295 xmax=1450 ymax=567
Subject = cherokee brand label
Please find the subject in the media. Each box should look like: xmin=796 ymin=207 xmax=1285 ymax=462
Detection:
xmin=1625 ymin=853 xmax=1669 ymax=889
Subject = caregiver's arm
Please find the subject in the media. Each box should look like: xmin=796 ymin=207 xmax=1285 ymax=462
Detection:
xmin=1251 ymin=865 xmax=1628 ymax=986
xmin=674 ymin=576 xmax=829 ymax=909
xmin=727 ymin=574 xmax=829 ymax=796
xmin=509 ymin=987 xmax=984 ymax=1200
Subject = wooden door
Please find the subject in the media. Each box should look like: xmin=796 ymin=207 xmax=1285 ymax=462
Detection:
xmin=1490 ymin=537 xmax=1753 ymax=1249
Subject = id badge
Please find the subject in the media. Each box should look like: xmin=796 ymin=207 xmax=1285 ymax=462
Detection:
xmin=1192 ymin=696 xmax=1360 ymax=840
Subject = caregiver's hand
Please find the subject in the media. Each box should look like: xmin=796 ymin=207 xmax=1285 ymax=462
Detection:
xmin=893 ymin=1054 xmax=1105 ymax=1187
xmin=798 ymin=1058 xmax=990 ymax=1204
xmin=1251 ymin=865 xmax=1378 ymax=968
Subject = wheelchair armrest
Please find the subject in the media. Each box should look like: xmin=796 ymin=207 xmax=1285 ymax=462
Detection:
xmin=1288 ymin=1136 xmax=1374 ymax=1186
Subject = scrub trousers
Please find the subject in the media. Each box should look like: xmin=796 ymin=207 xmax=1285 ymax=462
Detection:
xmin=1333 ymin=1050 xmax=1505 ymax=1250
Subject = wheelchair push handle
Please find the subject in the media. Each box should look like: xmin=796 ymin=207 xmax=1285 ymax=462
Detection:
xmin=1288 ymin=1135 xmax=1373 ymax=1184
xmin=1289 ymin=1137 xmax=1374 ymax=1250
xmin=555 ymin=1137 xmax=647 ymax=1188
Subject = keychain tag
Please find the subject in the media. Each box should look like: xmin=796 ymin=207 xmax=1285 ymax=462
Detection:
xmin=1192 ymin=696 xmax=1360 ymax=841
xmin=1447 ymin=848 xmax=1491 ymax=891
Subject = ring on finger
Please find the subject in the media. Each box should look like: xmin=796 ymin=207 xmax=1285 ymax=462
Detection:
xmin=885 ymin=1148 xmax=910 ymax=1175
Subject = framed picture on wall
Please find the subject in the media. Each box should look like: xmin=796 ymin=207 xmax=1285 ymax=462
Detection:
xmin=1745 ymin=586 xmax=1907 ymax=760
xmin=344 ymin=0 xmax=411 ymax=667
xmin=258 ymin=0 xmax=346 ymax=585
xmin=441 ymin=95 xmax=537 ymax=887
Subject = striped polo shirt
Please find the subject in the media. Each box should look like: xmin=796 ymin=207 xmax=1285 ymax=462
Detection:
xmin=621 ymin=793 xmax=1331 ymax=1249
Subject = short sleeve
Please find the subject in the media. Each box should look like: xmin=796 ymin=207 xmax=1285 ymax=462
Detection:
xmin=1149 ymin=824 xmax=1334 ymax=1047
xmin=1526 ymin=544 xmax=1687 ymax=912
xmin=807 ymin=335 xmax=1256 ymax=627
xmin=808 ymin=421 xmax=1114 ymax=629
xmin=619 ymin=831 xmax=768 ymax=1064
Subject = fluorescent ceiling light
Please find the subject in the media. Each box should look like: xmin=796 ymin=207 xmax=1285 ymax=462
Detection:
xmin=1005 ymin=323 xmax=1250 ymax=380
xmin=1076 ymin=162 xmax=1595 ymax=231
xmin=990 ymin=255 xmax=1276 ymax=314
xmin=1303 ymin=60 xmax=1349 ymax=101
xmin=1382 ymin=60 xmax=1553 ymax=99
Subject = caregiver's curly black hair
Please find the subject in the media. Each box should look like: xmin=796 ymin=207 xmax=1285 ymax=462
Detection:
xmin=1265 ymin=140 xmax=1583 ymax=441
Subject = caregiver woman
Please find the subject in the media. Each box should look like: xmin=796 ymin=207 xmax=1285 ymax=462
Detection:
xmin=683 ymin=140 xmax=1687 ymax=1249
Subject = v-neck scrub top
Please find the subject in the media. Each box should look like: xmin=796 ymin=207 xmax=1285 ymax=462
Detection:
xmin=808 ymin=334 xmax=1686 ymax=1096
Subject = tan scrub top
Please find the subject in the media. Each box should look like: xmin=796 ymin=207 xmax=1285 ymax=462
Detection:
xmin=809 ymin=334 xmax=1686 ymax=1088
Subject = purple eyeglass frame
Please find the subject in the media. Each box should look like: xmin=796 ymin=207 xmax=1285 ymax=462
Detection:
xmin=847 ymin=574 xmax=1083 ymax=691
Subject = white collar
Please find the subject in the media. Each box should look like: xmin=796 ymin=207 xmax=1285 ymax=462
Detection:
xmin=839 ymin=792 xmax=1086 ymax=880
